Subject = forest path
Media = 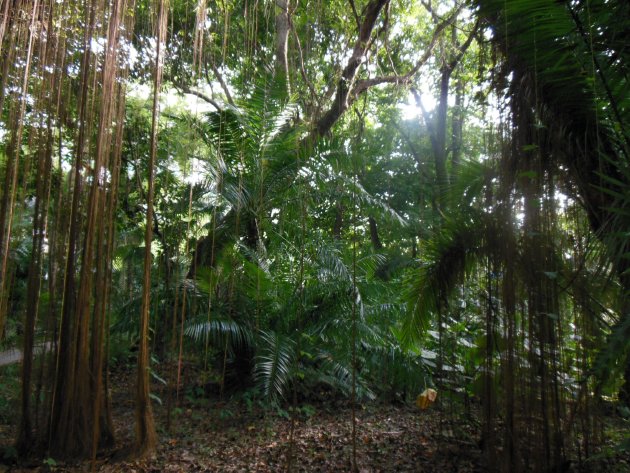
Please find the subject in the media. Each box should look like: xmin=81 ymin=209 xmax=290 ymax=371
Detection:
xmin=0 ymin=342 xmax=52 ymax=367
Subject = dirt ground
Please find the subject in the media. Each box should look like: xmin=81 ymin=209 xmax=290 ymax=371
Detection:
xmin=2 ymin=402 xmax=483 ymax=472
xmin=0 ymin=364 xmax=628 ymax=472
xmin=0 ymin=363 xmax=485 ymax=473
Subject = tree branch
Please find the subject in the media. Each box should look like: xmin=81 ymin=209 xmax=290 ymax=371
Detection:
xmin=353 ymin=7 xmax=460 ymax=97
xmin=176 ymin=84 xmax=222 ymax=111
xmin=348 ymin=0 xmax=361 ymax=32
xmin=207 ymin=62 xmax=235 ymax=106
xmin=420 ymin=0 xmax=440 ymax=22
xmin=288 ymin=10 xmax=317 ymax=101
xmin=446 ymin=18 xmax=479 ymax=73
xmin=310 ymin=1 xmax=462 ymax=144
xmin=313 ymin=0 xmax=390 ymax=139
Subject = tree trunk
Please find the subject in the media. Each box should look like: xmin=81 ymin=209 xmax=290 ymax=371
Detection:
xmin=451 ymin=77 xmax=464 ymax=172
xmin=418 ymin=19 xmax=476 ymax=210
xmin=314 ymin=0 xmax=389 ymax=139
xmin=368 ymin=216 xmax=383 ymax=250
xmin=0 ymin=0 xmax=41 ymax=338
xmin=274 ymin=0 xmax=290 ymax=89
xmin=48 ymin=0 xmax=128 ymax=457
xmin=48 ymin=0 xmax=96 ymax=457
xmin=16 ymin=118 xmax=54 ymax=456
xmin=135 ymin=0 xmax=167 ymax=458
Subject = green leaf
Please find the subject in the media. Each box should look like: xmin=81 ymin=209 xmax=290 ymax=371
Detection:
xmin=150 ymin=370 xmax=167 ymax=385
xmin=149 ymin=392 xmax=163 ymax=406
xmin=518 ymin=170 xmax=538 ymax=179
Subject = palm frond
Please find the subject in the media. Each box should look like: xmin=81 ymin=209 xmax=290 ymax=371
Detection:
xmin=402 ymin=211 xmax=487 ymax=348
xmin=314 ymin=243 xmax=352 ymax=284
xmin=444 ymin=159 xmax=496 ymax=211
xmin=312 ymin=350 xmax=375 ymax=401
xmin=254 ymin=330 xmax=295 ymax=402
xmin=339 ymin=173 xmax=407 ymax=226
xmin=185 ymin=317 xmax=253 ymax=351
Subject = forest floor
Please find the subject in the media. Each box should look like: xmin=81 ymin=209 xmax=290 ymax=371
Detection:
xmin=0 ymin=362 xmax=629 ymax=472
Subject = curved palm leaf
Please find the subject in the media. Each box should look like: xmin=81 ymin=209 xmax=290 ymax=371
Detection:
xmin=402 ymin=210 xmax=488 ymax=348
xmin=310 ymin=350 xmax=376 ymax=401
xmin=185 ymin=318 xmax=254 ymax=352
xmin=254 ymin=330 xmax=295 ymax=402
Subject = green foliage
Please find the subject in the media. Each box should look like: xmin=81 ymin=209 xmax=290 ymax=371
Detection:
xmin=254 ymin=330 xmax=295 ymax=402
xmin=592 ymin=312 xmax=630 ymax=390
xmin=2 ymin=0 xmax=630 ymax=467
xmin=0 ymin=365 xmax=20 ymax=424
xmin=186 ymin=318 xmax=253 ymax=352
xmin=42 ymin=457 xmax=57 ymax=469
xmin=402 ymin=210 xmax=487 ymax=347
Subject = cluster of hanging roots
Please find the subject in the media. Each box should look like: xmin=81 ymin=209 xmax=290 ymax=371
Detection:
xmin=0 ymin=0 xmax=166 ymax=460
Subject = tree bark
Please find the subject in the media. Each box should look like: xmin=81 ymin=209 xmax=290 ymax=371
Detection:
xmin=274 ymin=0 xmax=290 ymax=88
xmin=368 ymin=216 xmax=383 ymax=250
xmin=314 ymin=0 xmax=389 ymax=139
xmin=451 ymin=78 xmax=464 ymax=172
xmin=135 ymin=0 xmax=167 ymax=458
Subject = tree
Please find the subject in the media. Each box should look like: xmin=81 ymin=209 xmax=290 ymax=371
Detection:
xmin=414 ymin=6 xmax=478 ymax=207
xmin=476 ymin=0 xmax=630 ymax=406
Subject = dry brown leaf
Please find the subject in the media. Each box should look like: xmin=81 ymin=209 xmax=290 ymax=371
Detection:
xmin=416 ymin=388 xmax=438 ymax=410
